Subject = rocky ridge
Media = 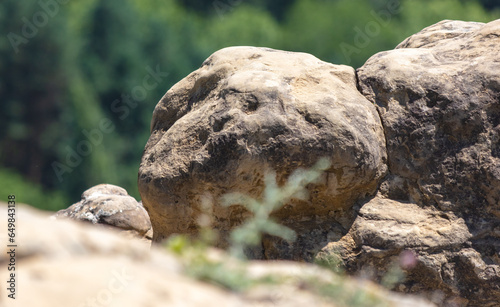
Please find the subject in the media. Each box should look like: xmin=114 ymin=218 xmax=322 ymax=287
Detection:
xmin=351 ymin=19 xmax=500 ymax=306
xmin=138 ymin=19 xmax=500 ymax=306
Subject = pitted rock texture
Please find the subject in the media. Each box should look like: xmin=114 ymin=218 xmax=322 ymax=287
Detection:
xmin=54 ymin=184 xmax=152 ymax=239
xmin=358 ymin=19 xmax=500 ymax=215
xmin=138 ymin=46 xmax=387 ymax=257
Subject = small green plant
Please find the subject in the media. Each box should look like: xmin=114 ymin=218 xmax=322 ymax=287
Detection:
xmin=164 ymin=158 xmax=394 ymax=306
xmin=165 ymin=158 xmax=332 ymax=289
xmin=167 ymin=234 xmax=256 ymax=291
xmin=314 ymin=251 xmax=345 ymax=274
xmin=166 ymin=159 xmax=331 ymax=288
xmin=166 ymin=195 xmax=260 ymax=291
xmin=381 ymin=262 xmax=406 ymax=290
xmin=304 ymin=276 xmax=390 ymax=307
xmin=221 ymin=158 xmax=331 ymax=259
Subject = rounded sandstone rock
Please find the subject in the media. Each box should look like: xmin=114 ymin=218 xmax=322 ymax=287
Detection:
xmin=138 ymin=47 xmax=387 ymax=249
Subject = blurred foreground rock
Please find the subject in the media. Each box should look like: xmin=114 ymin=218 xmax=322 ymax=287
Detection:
xmin=0 ymin=203 xmax=433 ymax=307
xmin=53 ymin=184 xmax=152 ymax=239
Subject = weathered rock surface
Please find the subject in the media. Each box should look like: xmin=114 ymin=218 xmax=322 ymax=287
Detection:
xmin=0 ymin=203 xmax=433 ymax=307
xmin=319 ymin=19 xmax=500 ymax=306
xmin=138 ymin=46 xmax=387 ymax=257
xmin=53 ymin=184 xmax=152 ymax=239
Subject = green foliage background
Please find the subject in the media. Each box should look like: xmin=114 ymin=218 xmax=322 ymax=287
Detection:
xmin=0 ymin=0 xmax=498 ymax=211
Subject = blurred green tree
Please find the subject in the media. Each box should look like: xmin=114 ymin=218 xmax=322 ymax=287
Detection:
xmin=398 ymin=0 xmax=497 ymax=38
xmin=0 ymin=1 xmax=70 ymax=208
xmin=0 ymin=1 xmax=67 ymax=184
xmin=199 ymin=4 xmax=283 ymax=52
xmin=178 ymin=0 xmax=296 ymax=20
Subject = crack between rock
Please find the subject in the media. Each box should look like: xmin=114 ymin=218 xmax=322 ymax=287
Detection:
xmin=353 ymin=67 xmax=391 ymax=175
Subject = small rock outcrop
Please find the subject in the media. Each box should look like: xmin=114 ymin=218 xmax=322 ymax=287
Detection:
xmin=138 ymin=46 xmax=387 ymax=256
xmin=54 ymin=184 xmax=152 ymax=239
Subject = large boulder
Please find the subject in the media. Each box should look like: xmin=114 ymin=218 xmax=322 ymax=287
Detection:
xmin=53 ymin=184 xmax=152 ymax=239
xmin=322 ymin=19 xmax=500 ymax=306
xmin=138 ymin=46 xmax=387 ymax=258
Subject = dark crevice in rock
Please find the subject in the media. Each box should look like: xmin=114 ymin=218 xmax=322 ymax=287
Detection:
xmin=353 ymin=67 xmax=391 ymax=185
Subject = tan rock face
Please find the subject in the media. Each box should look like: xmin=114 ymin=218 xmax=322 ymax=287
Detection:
xmin=138 ymin=47 xmax=387 ymax=252
xmin=395 ymin=20 xmax=484 ymax=49
xmin=351 ymin=197 xmax=472 ymax=251
xmin=53 ymin=184 xmax=152 ymax=239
